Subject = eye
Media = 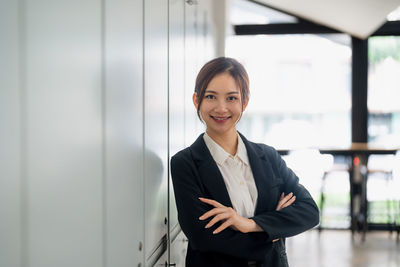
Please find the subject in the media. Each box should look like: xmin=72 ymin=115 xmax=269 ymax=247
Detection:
xmin=205 ymin=94 xmax=215 ymax=99
xmin=227 ymin=96 xmax=238 ymax=101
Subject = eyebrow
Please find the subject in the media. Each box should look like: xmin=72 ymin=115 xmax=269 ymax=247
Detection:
xmin=205 ymin=90 xmax=239 ymax=95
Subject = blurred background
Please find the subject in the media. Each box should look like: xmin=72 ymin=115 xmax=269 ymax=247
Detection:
xmin=1 ymin=0 xmax=400 ymax=266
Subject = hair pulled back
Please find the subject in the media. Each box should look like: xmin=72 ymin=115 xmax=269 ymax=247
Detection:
xmin=194 ymin=57 xmax=250 ymax=121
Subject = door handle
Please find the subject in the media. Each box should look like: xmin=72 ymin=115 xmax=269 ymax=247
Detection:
xmin=185 ymin=0 xmax=198 ymax=5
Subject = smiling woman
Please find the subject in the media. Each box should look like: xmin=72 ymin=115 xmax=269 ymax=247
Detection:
xmin=170 ymin=57 xmax=319 ymax=267
xmin=193 ymin=72 xmax=248 ymax=155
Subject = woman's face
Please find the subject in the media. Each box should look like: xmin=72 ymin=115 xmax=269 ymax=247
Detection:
xmin=193 ymin=73 xmax=248 ymax=137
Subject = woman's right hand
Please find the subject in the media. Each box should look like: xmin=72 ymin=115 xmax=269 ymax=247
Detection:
xmin=272 ymin=192 xmax=296 ymax=242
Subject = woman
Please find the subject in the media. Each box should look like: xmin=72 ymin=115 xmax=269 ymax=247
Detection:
xmin=170 ymin=57 xmax=319 ymax=267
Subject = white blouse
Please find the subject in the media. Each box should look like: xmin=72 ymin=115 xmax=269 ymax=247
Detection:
xmin=203 ymin=132 xmax=258 ymax=218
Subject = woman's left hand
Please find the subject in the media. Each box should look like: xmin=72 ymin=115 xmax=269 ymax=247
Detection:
xmin=198 ymin=197 xmax=259 ymax=234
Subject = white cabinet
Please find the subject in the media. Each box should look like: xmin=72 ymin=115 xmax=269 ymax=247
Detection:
xmin=24 ymin=1 xmax=103 ymax=266
xmin=104 ymin=0 xmax=145 ymax=266
xmin=170 ymin=230 xmax=189 ymax=267
xmin=0 ymin=1 xmax=22 ymax=266
xmin=144 ymin=0 xmax=169 ymax=264
xmin=0 ymin=0 xmax=217 ymax=266
xmin=169 ymin=0 xmax=185 ymax=237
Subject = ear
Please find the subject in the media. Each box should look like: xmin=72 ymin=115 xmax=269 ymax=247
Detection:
xmin=242 ymin=97 xmax=249 ymax=112
xmin=192 ymin=92 xmax=199 ymax=110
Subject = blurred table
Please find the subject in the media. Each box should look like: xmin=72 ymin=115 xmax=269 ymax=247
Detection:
xmin=278 ymin=143 xmax=399 ymax=239
xmin=320 ymin=143 xmax=398 ymax=239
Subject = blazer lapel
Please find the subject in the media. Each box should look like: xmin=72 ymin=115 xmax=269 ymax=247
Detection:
xmin=239 ymin=132 xmax=277 ymax=214
xmin=189 ymin=134 xmax=233 ymax=208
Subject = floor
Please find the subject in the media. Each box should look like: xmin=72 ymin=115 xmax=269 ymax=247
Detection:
xmin=286 ymin=230 xmax=400 ymax=267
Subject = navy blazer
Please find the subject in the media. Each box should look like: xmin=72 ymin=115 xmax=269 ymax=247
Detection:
xmin=170 ymin=133 xmax=319 ymax=267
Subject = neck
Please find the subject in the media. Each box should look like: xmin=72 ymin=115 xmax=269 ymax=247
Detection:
xmin=206 ymin=128 xmax=238 ymax=156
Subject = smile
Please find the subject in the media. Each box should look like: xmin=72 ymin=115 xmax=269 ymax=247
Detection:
xmin=210 ymin=115 xmax=231 ymax=123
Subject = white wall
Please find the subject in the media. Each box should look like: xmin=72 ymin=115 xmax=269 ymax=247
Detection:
xmin=0 ymin=0 xmax=219 ymax=266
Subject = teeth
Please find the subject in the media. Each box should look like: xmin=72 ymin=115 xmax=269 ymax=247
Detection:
xmin=214 ymin=117 xmax=228 ymax=120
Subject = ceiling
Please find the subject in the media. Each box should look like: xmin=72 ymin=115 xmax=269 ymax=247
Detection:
xmin=253 ymin=0 xmax=400 ymax=39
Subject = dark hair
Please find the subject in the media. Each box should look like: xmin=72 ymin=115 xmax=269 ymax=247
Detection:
xmin=194 ymin=57 xmax=250 ymax=121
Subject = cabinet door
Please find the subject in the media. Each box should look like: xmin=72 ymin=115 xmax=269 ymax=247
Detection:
xmin=153 ymin=248 xmax=168 ymax=267
xmin=0 ymin=1 xmax=21 ymax=266
xmin=169 ymin=231 xmax=189 ymax=267
xmin=184 ymin=0 xmax=202 ymax=146
xmin=169 ymin=0 xmax=185 ymax=238
xmin=104 ymin=0 xmax=144 ymax=266
xmin=144 ymin=0 xmax=169 ymax=264
xmin=25 ymin=0 xmax=103 ymax=266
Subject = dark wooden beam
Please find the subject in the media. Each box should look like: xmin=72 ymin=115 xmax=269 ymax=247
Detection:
xmin=351 ymin=37 xmax=369 ymax=143
xmin=234 ymin=21 xmax=341 ymax=35
xmin=372 ymin=21 xmax=400 ymax=36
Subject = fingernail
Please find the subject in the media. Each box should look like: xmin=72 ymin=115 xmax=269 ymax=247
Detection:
xmin=290 ymin=192 xmax=293 ymax=196
xmin=213 ymin=230 xmax=217 ymax=234
xmin=199 ymin=216 xmax=203 ymax=220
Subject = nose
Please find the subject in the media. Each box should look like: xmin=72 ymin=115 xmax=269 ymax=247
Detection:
xmin=213 ymin=99 xmax=228 ymax=113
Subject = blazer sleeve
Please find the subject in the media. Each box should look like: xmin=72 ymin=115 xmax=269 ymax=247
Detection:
xmin=250 ymin=146 xmax=320 ymax=241
xmin=170 ymin=151 xmax=272 ymax=261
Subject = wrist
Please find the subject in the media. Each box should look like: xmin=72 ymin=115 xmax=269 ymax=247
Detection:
xmin=246 ymin=218 xmax=263 ymax=233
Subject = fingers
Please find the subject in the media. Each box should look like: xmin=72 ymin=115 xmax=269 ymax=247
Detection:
xmin=205 ymin=212 xmax=230 ymax=229
xmin=276 ymin=192 xmax=296 ymax=211
xmin=198 ymin=198 xmax=242 ymax=234
xmin=199 ymin=197 xmax=224 ymax=208
xmin=213 ymin=219 xmax=233 ymax=234
xmin=272 ymin=238 xmax=280 ymax=242
xmin=281 ymin=192 xmax=293 ymax=203
xmin=200 ymin=207 xmax=235 ymax=228
xmin=199 ymin=207 xmax=226 ymax=220
xmin=280 ymin=194 xmax=296 ymax=209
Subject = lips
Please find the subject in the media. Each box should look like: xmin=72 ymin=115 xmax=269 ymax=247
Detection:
xmin=210 ymin=115 xmax=231 ymax=123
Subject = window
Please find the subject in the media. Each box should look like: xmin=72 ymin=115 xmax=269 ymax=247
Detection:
xmin=368 ymin=36 xmax=400 ymax=147
xmin=226 ymin=34 xmax=352 ymax=149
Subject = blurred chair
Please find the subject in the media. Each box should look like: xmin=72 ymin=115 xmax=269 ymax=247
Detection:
xmin=381 ymin=150 xmax=400 ymax=242
xmin=283 ymin=149 xmax=326 ymax=200
xmin=395 ymin=151 xmax=400 ymax=242
xmin=366 ymin=154 xmax=396 ymax=237
xmin=318 ymin=155 xmax=351 ymax=231
xmin=283 ymin=149 xmax=345 ymax=230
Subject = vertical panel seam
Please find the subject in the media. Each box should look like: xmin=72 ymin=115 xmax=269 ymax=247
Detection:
xmin=101 ymin=0 xmax=107 ymax=266
xmin=183 ymin=0 xmax=186 ymax=147
xmin=167 ymin=0 xmax=171 ymax=264
xmin=142 ymin=0 xmax=146 ymax=265
xmin=18 ymin=0 xmax=28 ymax=265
